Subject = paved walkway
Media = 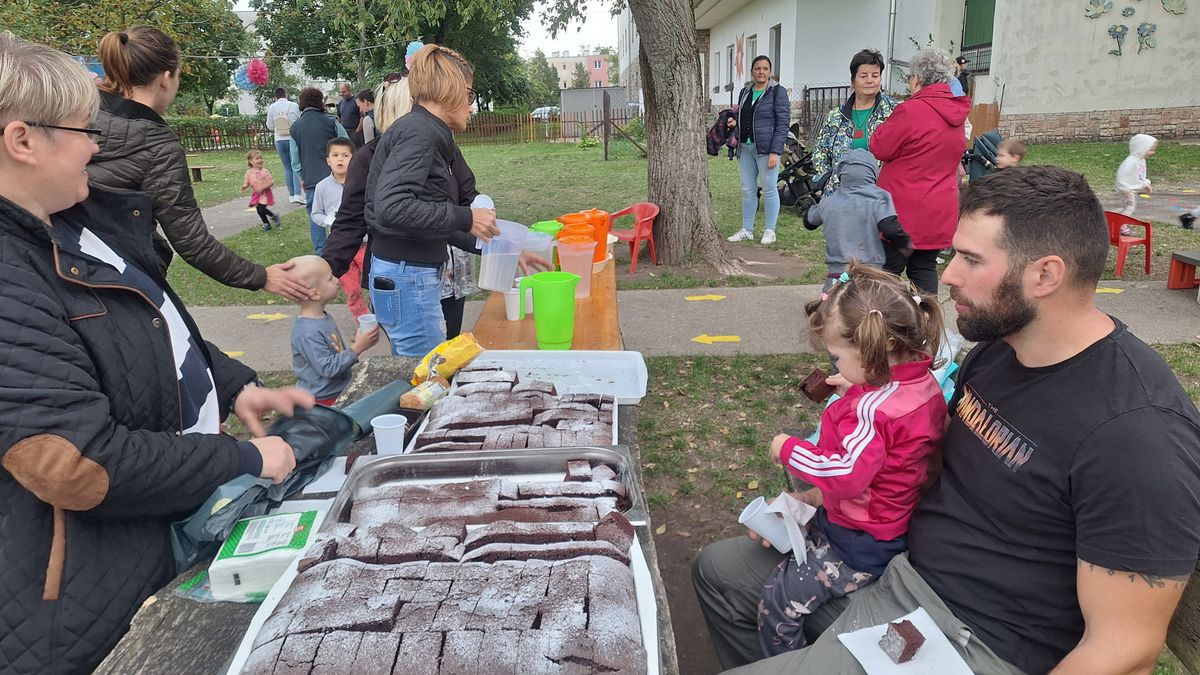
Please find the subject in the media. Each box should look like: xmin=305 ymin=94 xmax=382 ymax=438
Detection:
xmin=202 ymin=194 xmax=308 ymax=239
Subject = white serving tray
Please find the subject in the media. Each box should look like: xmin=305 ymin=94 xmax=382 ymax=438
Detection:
xmin=402 ymin=401 xmax=618 ymax=454
xmin=225 ymin=529 xmax=659 ymax=675
xmin=460 ymin=350 xmax=648 ymax=404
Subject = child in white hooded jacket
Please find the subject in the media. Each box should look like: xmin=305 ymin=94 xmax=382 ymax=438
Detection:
xmin=1115 ymin=134 xmax=1157 ymax=224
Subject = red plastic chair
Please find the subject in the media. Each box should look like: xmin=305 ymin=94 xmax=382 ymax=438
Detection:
xmin=610 ymin=202 xmax=660 ymax=273
xmin=1103 ymin=211 xmax=1152 ymax=277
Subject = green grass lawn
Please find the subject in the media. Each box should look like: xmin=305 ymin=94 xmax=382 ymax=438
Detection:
xmin=170 ymin=140 xmax=1200 ymax=305
xmin=187 ymin=148 xmax=290 ymax=209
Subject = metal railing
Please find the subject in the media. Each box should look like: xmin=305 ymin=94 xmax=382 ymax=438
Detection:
xmin=799 ymin=84 xmax=852 ymax=141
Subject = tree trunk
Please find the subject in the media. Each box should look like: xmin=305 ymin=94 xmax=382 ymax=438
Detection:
xmin=627 ymin=0 xmax=741 ymax=274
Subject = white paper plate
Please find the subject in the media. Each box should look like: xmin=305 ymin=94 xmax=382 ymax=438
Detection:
xmin=836 ymin=607 xmax=973 ymax=675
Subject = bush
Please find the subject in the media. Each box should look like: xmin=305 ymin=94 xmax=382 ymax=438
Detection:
xmin=623 ymin=116 xmax=646 ymax=143
xmin=577 ymin=133 xmax=599 ymax=149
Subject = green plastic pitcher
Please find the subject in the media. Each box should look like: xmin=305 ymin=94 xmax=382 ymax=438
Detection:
xmin=519 ymin=271 xmax=579 ymax=350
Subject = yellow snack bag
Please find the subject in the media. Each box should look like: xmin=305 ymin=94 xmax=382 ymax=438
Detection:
xmin=410 ymin=333 xmax=483 ymax=385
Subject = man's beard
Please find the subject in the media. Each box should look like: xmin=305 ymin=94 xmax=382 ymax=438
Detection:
xmin=951 ymin=270 xmax=1036 ymax=342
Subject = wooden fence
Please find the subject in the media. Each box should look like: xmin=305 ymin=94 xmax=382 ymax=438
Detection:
xmin=169 ymin=110 xmax=645 ymax=152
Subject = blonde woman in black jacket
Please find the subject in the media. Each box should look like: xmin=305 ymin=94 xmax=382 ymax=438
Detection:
xmin=87 ymin=26 xmax=311 ymax=301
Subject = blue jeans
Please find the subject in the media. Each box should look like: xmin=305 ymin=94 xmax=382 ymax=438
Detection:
xmin=274 ymin=139 xmax=300 ymax=196
xmin=368 ymin=256 xmax=446 ymax=356
xmin=738 ymin=145 xmax=781 ymax=232
xmin=304 ymin=185 xmax=325 ymax=254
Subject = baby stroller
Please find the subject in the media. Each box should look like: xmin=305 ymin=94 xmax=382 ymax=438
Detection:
xmin=963 ymin=130 xmax=1002 ymax=183
xmin=777 ymin=122 xmax=831 ymax=220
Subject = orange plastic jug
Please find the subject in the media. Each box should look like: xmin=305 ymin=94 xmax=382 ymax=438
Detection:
xmin=583 ymin=209 xmax=610 ymax=263
xmin=558 ymin=222 xmax=594 ymax=241
xmin=556 ymin=212 xmax=589 ymax=228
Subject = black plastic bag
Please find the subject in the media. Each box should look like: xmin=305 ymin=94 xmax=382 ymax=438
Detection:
xmin=169 ymin=405 xmax=357 ymax=573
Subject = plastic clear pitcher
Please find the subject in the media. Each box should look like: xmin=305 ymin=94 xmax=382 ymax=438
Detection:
xmin=477 ymin=219 xmax=527 ymax=292
xmin=523 ymin=231 xmax=555 ymax=271
xmin=584 ymin=209 xmax=611 ymax=263
xmin=556 ymin=235 xmax=596 ymax=298
xmin=519 ymin=271 xmax=579 ymax=350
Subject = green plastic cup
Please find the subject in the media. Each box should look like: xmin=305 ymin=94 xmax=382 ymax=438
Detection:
xmin=519 ymin=271 xmax=579 ymax=350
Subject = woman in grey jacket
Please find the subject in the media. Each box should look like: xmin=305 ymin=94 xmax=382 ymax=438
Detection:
xmin=727 ymin=55 xmax=790 ymax=245
xmin=87 ymin=26 xmax=310 ymax=301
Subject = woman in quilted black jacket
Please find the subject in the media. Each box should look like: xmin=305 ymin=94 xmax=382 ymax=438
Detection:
xmin=0 ymin=35 xmax=314 ymax=674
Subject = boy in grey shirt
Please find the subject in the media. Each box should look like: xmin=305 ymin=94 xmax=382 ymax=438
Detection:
xmin=289 ymin=255 xmax=379 ymax=404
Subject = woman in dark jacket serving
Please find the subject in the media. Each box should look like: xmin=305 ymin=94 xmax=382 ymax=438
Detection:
xmin=87 ymin=26 xmax=310 ymax=302
xmin=0 ymin=35 xmax=309 ymax=673
xmin=365 ymin=44 xmax=502 ymax=356
xmin=727 ymin=55 xmax=790 ymax=246
xmin=869 ymin=47 xmax=970 ymax=295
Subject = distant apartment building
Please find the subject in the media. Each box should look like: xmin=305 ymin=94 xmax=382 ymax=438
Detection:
xmin=547 ymin=51 xmax=611 ymax=89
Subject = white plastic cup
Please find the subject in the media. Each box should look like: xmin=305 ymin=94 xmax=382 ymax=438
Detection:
xmin=358 ymin=314 xmax=377 ymax=330
xmin=738 ymin=496 xmax=793 ymax=554
xmin=503 ymin=289 xmax=522 ymax=321
xmin=371 ymin=414 xmax=408 ymax=455
xmin=513 ymin=278 xmax=534 ymax=314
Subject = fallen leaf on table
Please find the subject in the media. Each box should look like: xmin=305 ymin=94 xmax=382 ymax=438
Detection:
xmin=748 ymin=480 xmax=760 ymax=490
xmin=655 ymin=524 xmax=667 ymax=535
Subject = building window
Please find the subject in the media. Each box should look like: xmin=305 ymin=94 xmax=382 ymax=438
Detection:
xmin=713 ymin=51 xmax=721 ymax=92
xmin=769 ymin=24 xmax=781 ymax=80
xmin=594 ymin=81 xmax=602 ymax=88
xmin=961 ymin=0 xmax=996 ymax=73
xmin=746 ymin=34 xmax=757 ymax=77
xmin=594 ymin=60 xmax=601 ymax=69
xmin=561 ymin=64 xmax=567 ymax=70
xmin=726 ymin=44 xmax=734 ymax=87
xmin=561 ymin=82 xmax=567 ymax=88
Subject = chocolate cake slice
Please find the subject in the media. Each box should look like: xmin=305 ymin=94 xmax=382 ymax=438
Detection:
xmin=310 ymin=630 xmax=362 ymax=675
xmin=453 ymin=368 xmax=517 ymax=385
xmin=454 ymin=381 xmax=515 ymax=397
xmin=241 ymin=637 xmax=282 ymax=675
xmin=801 ymin=367 xmax=836 ymax=402
xmin=878 ymin=618 xmax=926 ymax=664
xmin=515 ymin=480 xmax=624 ymax=500
xmin=273 ymin=633 xmax=322 ymax=675
xmin=564 ymin=459 xmax=592 ymax=482
xmin=594 ymin=511 xmax=636 ymax=552
xmin=413 ymin=441 xmax=483 ymax=453
xmin=533 ymin=407 xmax=600 ymax=427
xmin=350 ymin=632 xmax=401 ymax=674
xmin=414 ymin=428 xmax=487 ymax=449
xmin=390 ymin=630 xmax=442 ymax=675
xmin=512 ymin=380 xmax=558 ymax=396
xmin=462 ymin=521 xmax=597 ymax=552
xmin=439 ymin=630 xmax=484 ymax=674
xmin=462 ymin=540 xmax=631 ymax=565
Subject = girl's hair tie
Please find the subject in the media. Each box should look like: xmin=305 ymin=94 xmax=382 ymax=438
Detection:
xmin=868 ymin=309 xmax=883 ymax=317
xmin=912 ymin=294 xmax=922 ymax=305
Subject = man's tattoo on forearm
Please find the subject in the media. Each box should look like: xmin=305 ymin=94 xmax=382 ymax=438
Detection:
xmin=1079 ymin=561 xmax=1190 ymax=589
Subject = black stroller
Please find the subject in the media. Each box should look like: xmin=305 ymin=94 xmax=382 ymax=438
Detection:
xmin=963 ymin=130 xmax=1002 ymax=183
xmin=777 ymin=122 xmax=831 ymax=220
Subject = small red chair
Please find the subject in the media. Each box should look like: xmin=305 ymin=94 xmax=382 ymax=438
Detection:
xmin=610 ymin=202 xmax=660 ymax=273
xmin=1103 ymin=211 xmax=1152 ymax=277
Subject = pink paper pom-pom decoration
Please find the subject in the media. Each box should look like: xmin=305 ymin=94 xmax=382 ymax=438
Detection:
xmin=247 ymin=58 xmax=269 ymax=86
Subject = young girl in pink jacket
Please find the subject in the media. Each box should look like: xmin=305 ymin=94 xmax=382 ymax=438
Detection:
xmin=758 ymin=262 xmax=948 ymax=656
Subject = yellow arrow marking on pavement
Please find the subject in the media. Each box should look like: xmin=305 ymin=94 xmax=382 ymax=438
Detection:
xmin=223 ymin=350 xmax=245 ymax=357
xmin=1095 ymin=288 xmax=1124 ymax=294
xmin=1183 ymin=189 xmax=1197 ymax=193
xmin=685 ymin=294 xmax=727 ymax=301
xmin=246 ymin=312 xmax=289 ymax=322
xmin=691 ymin=334 xmax=741 ymax=345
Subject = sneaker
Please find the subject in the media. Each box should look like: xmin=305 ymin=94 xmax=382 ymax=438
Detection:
xmin=261 ymin=223 xmax=272 ymax=232
xmin=760 ymin=230 xmax=776 ymax=245
xmin=289 ymin=195 xmax=304 ymax=204
xmin=727 ymin=229 xmax=753 ymax=242
xmin=1182 ymin=213 xmax=1196 ymax=230
xmin=271 ymin=212 xmax=282 ymax=227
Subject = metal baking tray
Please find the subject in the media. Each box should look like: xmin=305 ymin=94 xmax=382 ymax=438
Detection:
xmin=322 ymin=445 xmax=648 ymax=530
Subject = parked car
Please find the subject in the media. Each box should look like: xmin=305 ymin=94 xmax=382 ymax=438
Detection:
xmin=531 ymin=106 xmax=560 ymax=120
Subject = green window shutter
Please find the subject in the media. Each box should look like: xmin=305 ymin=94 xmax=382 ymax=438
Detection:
xmin=963 ymin=0 xmax=996 ymax=47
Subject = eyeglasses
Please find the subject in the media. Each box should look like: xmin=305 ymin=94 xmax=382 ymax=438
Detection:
xmin=0 ymin=121 xmax=103 ymax=138
xmin=383 ymin=71 xmax=403 ymax=83
xmin=467 ymin=88 xmax=479 ymax=105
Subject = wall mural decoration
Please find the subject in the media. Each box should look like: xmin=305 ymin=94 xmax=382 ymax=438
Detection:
xmin=1086 ymin=0 xmax=1115 ymax=17
xmin=1108 ymin=23 xmax=1130 ymax=54
xmin=1161 ymin=0 xmax=1187 ymax=14
xmin=1137 ymin=21 xmax=1159 ymax=50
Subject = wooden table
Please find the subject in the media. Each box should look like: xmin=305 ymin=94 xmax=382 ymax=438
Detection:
xmin=98 ymin=352 xmax=682 ymax=674
xmin=471 ymin=262 xmax=623 ymax=350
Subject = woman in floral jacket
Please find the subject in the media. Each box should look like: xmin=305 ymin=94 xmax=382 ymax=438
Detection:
xmin=810 ymin=49 xmax=898 ymax=195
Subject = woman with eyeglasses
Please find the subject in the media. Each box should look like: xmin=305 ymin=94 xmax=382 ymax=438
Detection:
xmin=364 ymin=44 xmax=504 ymax=356
xmin=0 ymin=34 xmax=313 ymax=673
xmin=810 ymin=49 xmax=899 ymax=196
xmin=87 ymin=26 xmax=311 ymax=302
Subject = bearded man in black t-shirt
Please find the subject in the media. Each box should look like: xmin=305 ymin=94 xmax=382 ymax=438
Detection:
xmin=703 ymin=166 xmax=1200 ymax=675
